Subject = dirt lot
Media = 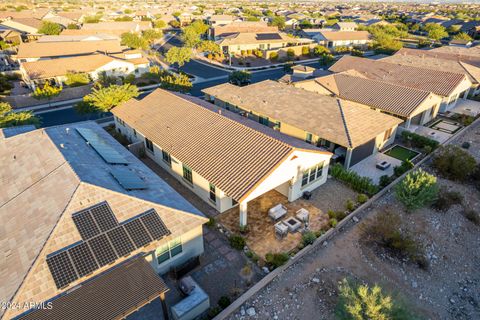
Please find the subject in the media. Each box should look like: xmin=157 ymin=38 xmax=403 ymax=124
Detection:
xmin=226 ymin=125 xmax=480 ymax=320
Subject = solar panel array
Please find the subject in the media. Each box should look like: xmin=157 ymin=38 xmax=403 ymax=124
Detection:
xmin=76 ymin=128 xmax=129 ymax=165
xmin=47 ymin=204 xmax=171 ymax=289
xmin=256 ymin=33 xmax=282 ymax=40
xmin=110 ymin=167 xmax=147 ymax=190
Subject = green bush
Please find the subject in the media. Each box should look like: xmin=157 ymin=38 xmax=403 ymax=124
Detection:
xmin=206 ymin=217 xmax=215 ymax=228
xmin=301 ymin=46 xmax=310 ymax=55
xmin=393 ymin=160 xmax=414 ymax=177
xmin=432 ymin=189 xmax=463 ymax=211
xmin=401 ymin=130 xmax=439 ymax=152
xmin=265 ymin=252 xmax=289 ymax=269
xmin=379 ymin=175 xmax=393 ymax=188
xmin=395 ymin=169 xmax=438 ymax=211
xmin=286 ymin=48 xmax=295 ymax=59
xmin=327 ymin=210 xmax=336 ymax=219
xmin=464 ymin=209 xmax=480 ymax=225
xmin=336 ymin=211 xmax=347 ymax=220
xmin=228 ymin=234 xmax=246 ymax=250
xmin=302 ymin=231 xmax=316 ymax=246
xmin=330 ymin=163 xmax=379 ymax=195
xmin=330 ymin=218 xmax=338 ymax=227
xmin=432 ymin=145 xmax=477 ymax=181
xmin=357 ymin=194 xmax=369 ymax=204
xmin=345 ymin=199 xmax=355 ymax=211
xmin=269 ymin=51 xmax=279 ymax=61
xmin=218 ymin=296 xmax=231 ymax=309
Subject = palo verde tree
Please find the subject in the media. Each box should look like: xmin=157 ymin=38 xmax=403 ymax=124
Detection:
xmin=82 ymin=83 xmax=139 ymax=113
xmin=165 ymin=46 xmax=192 ymax=68
xmin=32 ymin=82 xmax=62 ymax=107
xmin=424 ymin=23 xmax=448 ymax=41
xmin=0 ymin=102 xmax=40 ymax=128
xmin=38 ymin=21 xmax=62 ymax=35
xmin=120 ymin=32 xmax=148 ymax=50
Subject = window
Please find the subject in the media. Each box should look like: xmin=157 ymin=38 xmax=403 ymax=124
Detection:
xmin=383 ymin=128 xmax=393 ymax=142
xmin=162 ymin=150 xmax=171 ymax=166
xmin=145 ymin=138 xmax=154 ymax=153
xmin=156 ymin=238 xmax=183 ymax=265
xmin=305 ymin=133 xmax=313 ymax=143
xmin=232 ymin=199 xmax=238 ymax=206
xmin=209 ymin=183 xmax=216 ymax=203
xmin=301 ymin=162 xmax=324 ymax=187
xmin=259 ymin=116 xmax=269 ymax=126
xmin=156 ymin=244 xmax=170 ymax=264
xmin=183 ymin=165 xmax=193 ymax=184
xmin=169 ymin=238 xmax=182 ymax=257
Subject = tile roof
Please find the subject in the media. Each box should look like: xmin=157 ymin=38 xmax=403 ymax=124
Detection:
xmin=313 ymin=73 xmax=441 ymax=117
xmin=8 ymin=18 xmax=43 ymax=29
xmin=21 ymin=53 xmax=147 ymax=79
xmin=112 ymin=89 xmax=329 ymax=201
xmin=0 ymin=121 xmax=205 ymax=318
xmin=37 ymin=34 xmax=119 ymax=42
xmin=316 ymin=30 xmax=370 ymax=41
xmin=329 ymin=56 xmax=469 ymax=97
xmin=81 ymin=21 xmax=151 ymax=31
xmin=18 ymin=256 xmax=168 ymax=320
xmin=217 ymin=32 xmax=312 ymax=46
xmin=17 ymin=40 xmax=124 ymax=59
xmin=213 ymin=21 xmax=278 ymax=37
xmin=203 ymin=80 xmax=402 ymax=148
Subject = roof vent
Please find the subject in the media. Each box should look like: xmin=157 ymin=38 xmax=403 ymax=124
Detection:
xmin=60 ymin=143 xmax=65 ymax=149
xmin=66 ymin=128 xmax=70 ymax=134
xmin=218 ymin=109 xmax=222 ymax=115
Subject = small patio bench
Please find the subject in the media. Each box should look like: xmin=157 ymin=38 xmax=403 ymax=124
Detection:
xmin=269 ymin=204 xmax=287 ymax=221
xmin=296 ymin=208 xmax=309 ymax=223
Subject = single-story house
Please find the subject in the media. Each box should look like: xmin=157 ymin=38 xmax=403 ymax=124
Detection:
xmin=0 ymin=121 xmax=207 ymax=320
xmin=203 ymin=80 xmax=402 ymax=169
xmin=310 ymin=29 xmax=371 ymax=49
xmin=20 ymin=51 xmax=150 ymax=89
xmin=112 ymin=89 xmax=332 ymax=227
xmin=217 ymin=31 xmax=313 ymax=57
xmin=332 ymin=22 xmax=358 ymax=31
xmin=210 ymin=21 xmax=278 ymax=40
xmin=0 ymin=29 xmax=22 ymax=44
xmin=80 ymin=21 xmax=152 ymax=35
xmin=206 ymin=14 xmax=237 ymax=27
xmin=0 ymin=18 xmax=43 ymax=39
xmin=16 ymin=39 xmax=124 ymax=62
xmin=385 ymin=48 xmax=480 ymax=97
xmin=330 ymin=56 xmax=473 ymax=113
xmin=293 ymin=72 xmax=443 ymax=129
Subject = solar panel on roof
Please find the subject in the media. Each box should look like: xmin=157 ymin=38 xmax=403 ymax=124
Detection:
xmin=76 ymin=127 xmax=129 ymax=165
xmin=46 ymin=251 xmax=78 ymax=289
xmin=124 ymin=219 xmax=152 ymax=248
xmin=140 ymin=210 xmax=171 ymax=240
xmin=110 ymin=167 xmax=147 ymax=190
xmin=87 ymin=234 xmax=118 ymax=267
xmin=107 ymin=226 xmax=136 ymax=257
xmin=90 ymin=202 xmax=118 ymax=232
xmin=68 ymin=242 xmax=99 ymax=278
xmin=72 ymin=210 xmax=100 ymax=240
xmin=256 ymin=33 xmax=282 ymax=40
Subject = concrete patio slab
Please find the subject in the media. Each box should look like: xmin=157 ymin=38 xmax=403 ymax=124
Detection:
xmin=409 ymin=124 xmax=452 ymax=143
xmin=350 ymin=152 xmax=402 ymax=185
xmin=450 ymin=99 xmax=480 ymax=117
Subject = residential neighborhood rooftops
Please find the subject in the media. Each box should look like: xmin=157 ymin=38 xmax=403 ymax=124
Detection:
xmin=213 ymin=21 xmax=278 ymax=37
xmin=203 ymin=80 xmax=402 ymax=148
xmin=217 ymin=32 xmax=312 ymax=46
xmin=314 ymin=30 xmax=370 ymax=41
xmin=112 ymin=88 xmax=329 ymax=201
xmin=37 ymin=34 xmax=119 ymax=42
xmin=312 ymin=73 xmax=440 ymax=118
xmin=16 ymin=39 xmax=124 ymax=59
xmin=0 ymin=121 xmax=205 ymax=318
xmin=329 ymin=56 xmax=469 ymax=97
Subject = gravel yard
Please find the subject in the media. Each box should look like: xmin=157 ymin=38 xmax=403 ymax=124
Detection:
xmin=225 ymin=123 xmax=480 ymax=320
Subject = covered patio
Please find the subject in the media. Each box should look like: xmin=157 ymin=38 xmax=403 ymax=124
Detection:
xmin=449 ymin=98 xmax=480 ymax=117
xmin=218 ymin=180 xmax=357 ymax=259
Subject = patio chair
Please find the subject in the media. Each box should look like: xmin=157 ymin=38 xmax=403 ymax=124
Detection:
xmin=274 ymin=221 xmax=288 ymax=239
xmin=268 ymin=204 xmax=287 ymax=221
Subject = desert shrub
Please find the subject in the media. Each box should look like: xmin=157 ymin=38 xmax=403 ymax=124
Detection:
xmin=336 ymin=211 xmax=347 ymax=220
xmin=464 ymin=210 xmax=480 ymax=225
xmin=265 ymin=252 xmax=289 ymax=269
xmin=336 ymin=279 xmax=416 ymax=320
xmin=240 ymin=50 xmax=246 ymax=56
xmin=218 ymin=296 xmax=231 ymax=309
xmin=365 ymin=212 xmax=427 ymax=269
xmin=269 ymin=51 xmax=279 ymax=61
xmin=393 ymin=160 xmax=414 ymax=177
xmin=351 ymin=48 xmax=364 ymax=56
xmin=395 ymin=169 xmax=438 ymax=211
xmin=379 ymin=175 xmax=393 ymax=188
xmin=401 ymin=130 xmax=439 ymax=152
xmin=432 ymin=145 xmax=476 ymax=181
xmin=432 ymin=189 xmax=463 ymax=211
xmin=253 ymin=49 xmax=263 ymax=58
xmin=302 ymin=231 xmax=316 ymax=246
xmin=246 ymin=49 xmax=252 ymax=55
xmin=330 ymin=163 xmax=379 ymax=195
xmin=301 ymin=46 xmax=310 ymax=55
xmin=228 ymin=234 xmax=246 ymax=250
xmin=330 ymin=218 xmax=338 ymax=227
xmin=346 ymin=199 xmax=355 ymax=211
xmin=286 ymin=48 xmax=295 ymax=59
xmin=328 ymin=210 xmax=336 ymax=219
xmin=207 ymin=306 xmax=221 ymax=318
xmin=315 ymin=229 xmax=325 ymax=237
xmin=357 ymin=194 xmax=369 ymax=204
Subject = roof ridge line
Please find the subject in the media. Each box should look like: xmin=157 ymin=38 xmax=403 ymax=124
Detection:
xmin=336 ymin=99 xmax=352 ymax=148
